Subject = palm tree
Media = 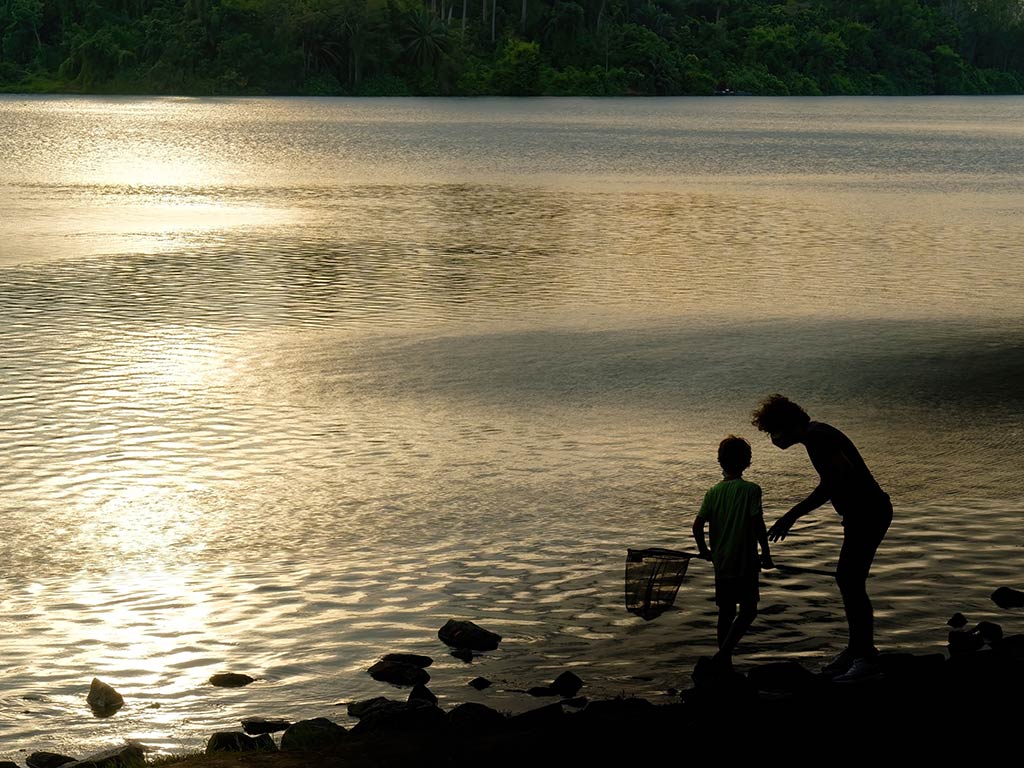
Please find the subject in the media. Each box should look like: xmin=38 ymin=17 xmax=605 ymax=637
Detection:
xmin=401 ymin=8 xmax=449 ymax=70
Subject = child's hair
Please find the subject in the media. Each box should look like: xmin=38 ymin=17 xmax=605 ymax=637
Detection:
xmin=751 ymin=394 xmax=811 ymax=434
xmin=718 ymin=435 xmax=752 ymax=474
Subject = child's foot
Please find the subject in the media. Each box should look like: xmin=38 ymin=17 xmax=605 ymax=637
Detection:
xmin=711 ymin=651 xmax=734 ymax=670
xmin=821 ymin=648 xmax=856 ymax=676
xmin=833 ymin=657 xmax=882 ymax=683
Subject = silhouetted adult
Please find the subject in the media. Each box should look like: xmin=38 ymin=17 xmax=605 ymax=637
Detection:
xmin=752 ymin=394 xmax=892 ymax=681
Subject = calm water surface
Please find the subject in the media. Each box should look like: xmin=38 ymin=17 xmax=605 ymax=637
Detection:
xmin=1 ymin=96 xmax=1023 ymax=758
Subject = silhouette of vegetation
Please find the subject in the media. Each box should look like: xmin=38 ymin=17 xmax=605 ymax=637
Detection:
xmin=1 ymin=0 xmax=1021 ymax=95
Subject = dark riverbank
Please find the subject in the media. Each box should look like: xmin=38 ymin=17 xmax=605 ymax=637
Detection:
xmin=155 ymin=645 xmax=1024 ymax=766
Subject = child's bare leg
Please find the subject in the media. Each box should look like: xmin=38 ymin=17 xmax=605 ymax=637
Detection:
xmin=717 ymin=604 xmax=736 ymax=649
xmin=720 ymin=601 xmax=758 ymax=658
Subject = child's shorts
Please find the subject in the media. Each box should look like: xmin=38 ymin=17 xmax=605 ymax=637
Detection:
xmin=715 ymin=574 xmax=759 ymax=607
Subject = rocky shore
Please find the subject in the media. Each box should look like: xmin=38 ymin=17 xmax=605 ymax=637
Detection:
xmin=14 ymin=593 xmax=1024 ymax=767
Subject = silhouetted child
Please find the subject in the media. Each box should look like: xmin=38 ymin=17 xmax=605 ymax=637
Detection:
xmin=692 ymin=436 xmax=773 ymax=667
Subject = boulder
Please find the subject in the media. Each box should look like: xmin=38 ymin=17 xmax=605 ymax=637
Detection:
xmin=367 ymin=660 xmax=430 ymax=687
xmin=209 ymin=673 xmax=255 ymax=688
xmin=347 ymin=697 xmax=400 ymax=719
xmin=65 ymin=742 xmax=146 ymax=768
xmin=992 ymin=587 xmax=1024 ymax=609
xmin=550 ymin=671 xmax=583 ymax=697
xmin=381 ymin=653 xmax=433 ymax=668
xmin=450 ymin=648 xmax=475 ymax=663
xmin=976 ymin=621 xmax=1003 ymax=644
xmin=27 ymin=754 xmax=77 ymax=768
xmin=206 ymin=732 xmax=276 ymax=753
xmin=86 ymin=679 xmax=124 ymax=715
xmin=350 ymin=701 xmax=446 ymax=735
xmin=409 ymin=684 xmax=438 ymax=705
xmin=280 ymin=718 xmax=348 ymax=752
xmin=947 ymin=612 xmax=969 ymax=628
xmin=438 ymin=620 xmax=501 ymax=652
xmin=468 ymin=677 xmax=492 ymax=691
xmin=0 ymin=761 xmax=22 ymax=768
xmin=448 ymin=702 xmax=506 ymax=731
xmin=948 ymin=630 xmax=985 ymax=655
xmin=241 ymin=717 xmax=291 ymax=735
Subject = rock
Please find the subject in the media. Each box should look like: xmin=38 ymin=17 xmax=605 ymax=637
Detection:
xmin=563 ymin=696 xmax=588 ymax=708
xmin=550 ymin=671 xmax=583 ymax=697
xmin=509 ymin=702 xmax=563 ymax=729
xmin=241 ymin=717 xmax=292 ymax=735
xmin=448 ymin=702 xmax=506 ymax=731
xmin=280 ymin=718 xmax=348 ymax=752
xmin=996 ymin=634 xmax=1024 ymax=659
xmin=947 ymin=612 xmax=968 ymax=628
xmin=408 ymin=684 xmax=438 ymax=705
xmin=527 ymin=686 xmax=557 ymax=697
xmin=450 ymin=648 xmax=475 ymax=663
xmin=0 ymin=761 xmax=21 ymax=768
xmin=578 ymin=698 xmax=654 ymax=723
xmin=350 ymin=701 xmax=447 ymax=735
xmin=209 ymin=673 xmax=255 ymax=688
xmin=65 ymin=742 xmax=146 ymax=768
xmin=367 ymin=660 xmax=430 ymax=687
xmin=976 ymin=621 xmax=1003 ymax=644
xmin=948 ymin=630 xmax=985 ymax=655
xmin=381 ymin=653 xmax=433 ymax=668
xmin=747 ymin=661 xmax=818 ymax=693
xmin=992 ymin=587 xmax=1024 ymax=609
xmin=206 ymin=732 xmax=276 ymax=753
xmin=468 ymin=677 xmax=492 ymax=691
xmin=86 ymin=679 xmax=124 ymax=715
xmin=347 ymin=697 xmax=400 ymax=719
xmin=27 ymin=753 xmax=77 ymax=768
xmin=438 ymin=619 xmax=502 ymax=652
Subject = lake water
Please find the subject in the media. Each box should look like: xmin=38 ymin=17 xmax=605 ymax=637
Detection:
xmin=1 ymin=95 xmax=1023 ymax=758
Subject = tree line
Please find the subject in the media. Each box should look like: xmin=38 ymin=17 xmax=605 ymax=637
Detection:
xmin=1 ymin=0 xmax=1022 ymax=96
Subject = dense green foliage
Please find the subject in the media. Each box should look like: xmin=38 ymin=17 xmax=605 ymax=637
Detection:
xmin=1 ymin=0 xmax=1022 ymax=95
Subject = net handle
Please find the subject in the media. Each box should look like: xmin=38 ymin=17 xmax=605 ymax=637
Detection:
xmin=628 ymin=547 xmax=837 ymax=578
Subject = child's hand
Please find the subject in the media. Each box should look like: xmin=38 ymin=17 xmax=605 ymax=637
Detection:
xmin=697 ymin=549 xmax=712 ymax=561
xmin=761 ymin=554 xmax=775 ymax=570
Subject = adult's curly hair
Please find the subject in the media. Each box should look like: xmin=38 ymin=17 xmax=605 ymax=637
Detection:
xmin=751 ymin=394 xmax=810 ymax=433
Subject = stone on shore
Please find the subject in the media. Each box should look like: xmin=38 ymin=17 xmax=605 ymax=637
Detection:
xmin=948 ymin=629 xmax=985 ymax=655
xmin=509 ymin=702 xmax=563 ymax=729
xmin=0 ymin=761 xmax=22 ymax=768
xmin=468 ymin=677 xmax=492 ymax=691
xmin=206 ymin=732 xmax=276 ymax=753
xmin=409 ymin=684 xmax=438 ymax=705
xmin=347 ymin=697 xmax=400 ymax=719
xmin=241 ymin=717 xmax=292 ymax=735
xmin=368 ymin=659 xmax=430 ymax=687
xmin=64 ymin=742 xmax=146 ymax=768
xmin=280 ymin=718 xmax=348 ymax=751
xmin=976 ymin=621 xmax=1003 ymax=644
xmin=527 ymin=686 xmax=557 ymax=697
xmin=947 ymin=612 xmax=968 ymax=628
xmin=550 ymin=671 xmax=583 ymax=697
xmin=438 ymin=619 xmax=502 ymax=652
xmin=450 ymin=648 xmax=475 ymax=663
xmin=382 ymin=653 xmax=433 ymax=668
xmin=350 ymin=700 xmax=447 ymax=735
xmin=209 ymin=673 xmax=255 ymax=688
xmin=86 ymin=678 xmax=124 ymax=715
xmin=448 ymin=702 xmax=506 ymax=731
xmin=27 ymin=753 xmax=77 ymax=768
xmin=991 ymin=586 xmax=1024 ymax=609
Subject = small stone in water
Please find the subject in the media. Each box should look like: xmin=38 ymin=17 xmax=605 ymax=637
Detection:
xmin=209 ymin=673 xmax=255 ymax=688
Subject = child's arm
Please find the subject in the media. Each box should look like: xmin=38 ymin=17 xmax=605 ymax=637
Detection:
xmin=755 ymin=515 xmax=774 ymax=569
xmin=692 ymin=517 xmax=711 ymax=560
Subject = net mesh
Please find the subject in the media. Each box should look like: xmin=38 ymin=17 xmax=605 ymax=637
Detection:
xmin=624 ymin=547 xmax=692 ymax=620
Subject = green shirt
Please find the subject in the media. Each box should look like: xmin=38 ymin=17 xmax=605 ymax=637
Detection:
xmin=697 ymin=478 xmax=763 ymax=580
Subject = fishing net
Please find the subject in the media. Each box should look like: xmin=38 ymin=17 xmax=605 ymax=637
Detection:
xmin=624 ymin=547 xmax=692 ymax=620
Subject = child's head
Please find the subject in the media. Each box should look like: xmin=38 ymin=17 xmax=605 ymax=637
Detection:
xmin=717 ymin=435 xmax=752 ymax=475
